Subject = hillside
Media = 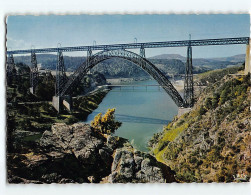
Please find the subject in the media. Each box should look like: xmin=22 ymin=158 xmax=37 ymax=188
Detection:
xmin=151 ymin=54 xmax=245 ymax=69
xmin=212 ymin=54 xmax=246 ymax=62
xmin=150 ymin=54 xmax=186 ymax=61
xmin=13 ymin=53 xmax=243 ymax=78
xmin=149 ymin=67 xmax=250 ymax=182
xmin=14 ymin=54 xmax=187 ymax=77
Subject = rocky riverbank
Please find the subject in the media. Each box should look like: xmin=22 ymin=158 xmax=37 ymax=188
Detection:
xmin=7 ymin=123 xmax=176 ymax=183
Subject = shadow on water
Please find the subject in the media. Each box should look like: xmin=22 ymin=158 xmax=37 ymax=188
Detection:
xmin=110 ymin=87 xmax=165 ymax=93
xmin=90 ymin=111 xmax=171 ymax=125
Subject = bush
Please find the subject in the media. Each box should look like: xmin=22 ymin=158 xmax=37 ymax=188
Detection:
xmin=204 ymin=97 xmax=212 ymax=110
xmin=198 ymin=106 xmax=207 ymax=115
xmin=157 ymin=140 xmax=169 ymax=151
xmin=91 ymin=108 xmax=122 ymax=135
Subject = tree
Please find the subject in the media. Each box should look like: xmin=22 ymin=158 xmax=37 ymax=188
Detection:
xmin=91 ymin=108 xmax=122 ymax=135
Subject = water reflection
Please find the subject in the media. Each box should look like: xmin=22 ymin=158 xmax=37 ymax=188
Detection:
xmin=85 ymin=80 xmax=178 ymax=151
xmin=90 ymin=111 xmax=170 ymax=124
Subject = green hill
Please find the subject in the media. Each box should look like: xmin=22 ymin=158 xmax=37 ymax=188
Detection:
xmin=149 ymin=67 xmax=250 ymax=182
xmin=14 ymin=54 xmax=239 ymax=79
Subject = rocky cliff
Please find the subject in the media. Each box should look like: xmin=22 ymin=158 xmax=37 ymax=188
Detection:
xmin=149 ymin=69 xmax=250 ymax=183
xmin=8 ymin=123 xmax=176 ymax=183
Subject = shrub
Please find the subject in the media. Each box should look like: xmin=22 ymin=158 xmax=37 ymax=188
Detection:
xmin=91 ymin=108 xmax=122 ymax=135
xmin=198 ymin=106 xmax=207 ymax=115
xmin=204 ymin=97 xmax=212 ymax=110
xmin=157 ymin=140 xmax=169 ymax=151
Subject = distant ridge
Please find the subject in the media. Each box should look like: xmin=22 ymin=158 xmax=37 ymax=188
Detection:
xmin=211 ymin=54 xmax=246 ymax=62
xmin=150 ymin=54 xmax=186 ymax=61
xmin=150 ymin=53 xmax=245 ymax=63
xmin=13 ymin=53 xmax=245 ymax=77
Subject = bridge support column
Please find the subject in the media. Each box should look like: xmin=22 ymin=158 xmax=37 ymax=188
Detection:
xmin=87 ymin=48 xmax=92 ymax=74
xmin=62 ymin=95 xmax=72 ymax=112
xmin=244 ymin=39 xmax=250 ymax=75
xmin=140 ymin=46 xmax=145 ymax=58
xmin=52 ymin=96 xmax=62 ymax=113
xmin=52 ymin=95 xmax=72 ymax=113
xmin=7 ymin=53 xmax=16 ymax=85
xmin=30 ymin=52 xmax=39 ymax=94
xmin=56 ymin=51 xmax=67 ymax=96
xmin=184 ymin=44 xmax=194 ymax=107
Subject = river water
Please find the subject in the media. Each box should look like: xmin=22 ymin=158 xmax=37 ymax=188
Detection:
xmin=85 ymin=79 xmax=179 ymax=152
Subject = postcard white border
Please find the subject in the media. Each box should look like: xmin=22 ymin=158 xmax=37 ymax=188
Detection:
xmin=0 ymin=0 xmax=250 ymax=195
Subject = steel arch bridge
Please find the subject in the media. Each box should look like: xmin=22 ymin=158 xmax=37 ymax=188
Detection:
xmin=6 ymin=36 xmax=250 ymax=112
xmin=60 ymin=49 xmax=184 ymax=107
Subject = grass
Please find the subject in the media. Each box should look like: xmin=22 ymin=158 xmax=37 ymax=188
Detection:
xmin=162 ymin=123 xmax=189 ymax=142
xmin=23 ymin=133 xmax=43 ymax=142
xmin=155 ymin=148 xmax=166 ymax=163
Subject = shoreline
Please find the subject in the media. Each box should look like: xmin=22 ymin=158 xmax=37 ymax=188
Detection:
xmin=107 ymin=77 xmax=184 ymax=92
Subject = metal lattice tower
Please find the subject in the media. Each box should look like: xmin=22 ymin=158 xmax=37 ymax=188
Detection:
xmin=30 ymin=52 xmax=39 ymax=92
xmin=87 ymin=48 xmax=92 ymax=73
xmin=55 ymin=51 xmax=68 ymax=96
xmin=140 ymin=45 xmax=145 ymax=58
xmin=184 ymin=36 xmax=194 ymax=107
xmin=7 ymin=53 xmax=16 ymax=83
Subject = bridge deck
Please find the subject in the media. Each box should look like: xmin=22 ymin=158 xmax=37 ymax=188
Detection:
xmin=7 ymin=37 xmax=249 ymax=55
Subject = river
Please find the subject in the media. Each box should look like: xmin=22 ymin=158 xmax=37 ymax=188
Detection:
xmin=85 ymin=79 xmax=180 ymax=152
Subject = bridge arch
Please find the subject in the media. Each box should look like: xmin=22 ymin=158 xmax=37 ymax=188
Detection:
xmin=60 ymin=49 xmax=185 ymax=107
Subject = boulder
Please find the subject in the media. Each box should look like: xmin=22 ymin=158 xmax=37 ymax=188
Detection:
xmin=8 ymin=122 xmax=176 ymax=184
xmin=107 ymin=142 xmax=176 ymax=183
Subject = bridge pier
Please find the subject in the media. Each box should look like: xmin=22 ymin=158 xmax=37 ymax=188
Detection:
xmin=56 ymin=51 xmax=67 ymax=96
xmin=244 ymin=39 xmax=250 ymax=74
xmin=7 ymin=53 xmax=16 ymax=85
xmin=184 ymin=43 xmax=194 ymax=107
xmin=29 ymin=87 xmax=35 ymax=94
xmin=140 ymin=46 xmax=145 ymax=58
xmin=30 ymin=52 xmax=39 ymax=95
xmin=52 ymin=95 xmax=72 ymax=113
xmin=87 ymin=48 xmax=92 ymax=74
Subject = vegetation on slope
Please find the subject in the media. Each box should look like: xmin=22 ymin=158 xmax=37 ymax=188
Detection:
xmin=7 ymin=63 xmax=108 ymax=153
xmin=149 ymin=66 xmax=250 ymax=182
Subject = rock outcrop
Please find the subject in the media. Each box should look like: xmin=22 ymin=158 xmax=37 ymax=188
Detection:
xmin=105 ymin=140 xmax=175 ymax=183
xmin=8 ymin=123 xmax=176 ymax=183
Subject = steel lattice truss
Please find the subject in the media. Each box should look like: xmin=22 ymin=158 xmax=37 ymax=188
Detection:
xmin=6 ymin=37 xmax=249 ymax=108
xmin=61 ymin=49 xmax=185 ymax=107
xmin=30 ymin=52 xmax=39 ymax=90
xmin=184 ymin=46 xmax=194 ymax=107
xmin=7 ymin=53 xmax=16 ymax=78
xmin=56 ymin=51 xmax=68 ymax=96
xmin=7 ymin=37 xmax=249 ymax=55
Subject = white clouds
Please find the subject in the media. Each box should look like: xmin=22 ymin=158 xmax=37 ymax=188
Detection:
xmin=6 ymin=36 xmax=32 ymax=50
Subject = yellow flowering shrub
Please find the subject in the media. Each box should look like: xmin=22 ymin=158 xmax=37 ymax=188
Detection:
xmin=91 ymin=108 xmax=122 ymax=135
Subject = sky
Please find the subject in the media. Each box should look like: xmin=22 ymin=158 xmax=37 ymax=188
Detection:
xmin=6 ymin=14 xmax=250 ymax=58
